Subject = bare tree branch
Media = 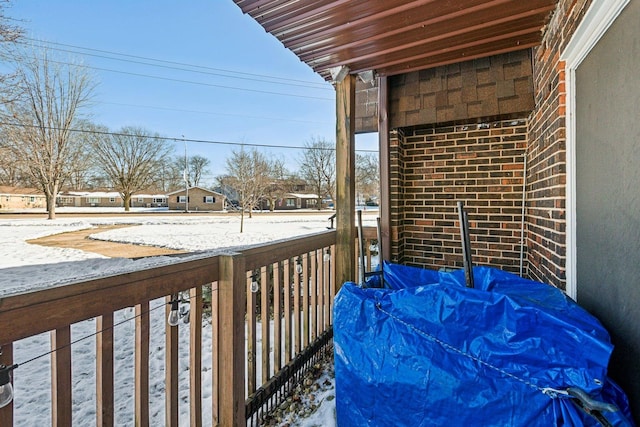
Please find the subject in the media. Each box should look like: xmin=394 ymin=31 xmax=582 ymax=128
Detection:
xmin=299 ymin=137 xmax=335 ymax=209
xmin=92 ymin=126 xmax=173 ymax=211
xmin=0 ymin=45 xmax=96 ymax=218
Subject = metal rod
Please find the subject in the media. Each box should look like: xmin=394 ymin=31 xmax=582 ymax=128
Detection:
xmin=376 ymin=217 xmax=384 ymax=288
xmin=357 ymin=210 xmax=365 ymax=285
xmin=519 ymin=153 xmax=528 ymax=277
xmin=457 ymin=201 xmax=474 ymax=288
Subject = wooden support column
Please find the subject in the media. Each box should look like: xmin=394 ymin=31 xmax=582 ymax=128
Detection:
xmin=218 ymin=254 xmax=246 ymax=427
xmin=378 ymin=76 xmax=392 ymax=262
xmin=335 ymin=74 xmax=357 ymax=290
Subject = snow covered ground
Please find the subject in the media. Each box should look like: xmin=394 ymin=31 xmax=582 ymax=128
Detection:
xmin=0 ymin=209 xmax=369 ymax=426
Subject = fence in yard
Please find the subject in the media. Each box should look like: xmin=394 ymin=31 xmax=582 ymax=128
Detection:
xmin=0 ymin=227 xmax=378 ymax=426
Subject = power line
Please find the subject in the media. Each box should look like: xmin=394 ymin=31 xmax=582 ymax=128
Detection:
xmin=20 ymin=39 xmax=332 ymax=91
xmin=0 ymin=121 xmax=378 ymax=153
xmin=41 ymin=58 xmax=334 ymax=102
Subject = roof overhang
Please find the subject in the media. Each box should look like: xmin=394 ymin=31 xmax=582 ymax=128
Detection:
xmin=232 ymin=0 xmax=557 ymax=81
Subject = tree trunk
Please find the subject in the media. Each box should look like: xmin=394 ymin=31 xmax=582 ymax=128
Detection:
xmin=240 ymin=208 xmax=244 ymax=233
xmin=47 ymin=192 xmax=56 ymax=220
xmin=124 ymin=194 xmax=131 ymax=212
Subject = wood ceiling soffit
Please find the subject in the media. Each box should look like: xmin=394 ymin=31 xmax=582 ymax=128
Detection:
xmin=232 ymin=0 xmax=557 ymax=79
xmin=315 ymin=17 xmax=545 ymax=72
xmin=299 ymin=2 xmax=554 ymax=63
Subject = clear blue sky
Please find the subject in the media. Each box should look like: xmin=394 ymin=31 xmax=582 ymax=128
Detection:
xmin=7 ymin=0 xmax=378 ymax=184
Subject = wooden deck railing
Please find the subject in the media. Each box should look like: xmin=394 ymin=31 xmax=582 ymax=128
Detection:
xmin=0 ymin=227 xmax=379 ymax=426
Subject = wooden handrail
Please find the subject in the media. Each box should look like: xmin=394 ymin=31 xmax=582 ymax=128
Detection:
xmin=0 ymin=227 xmax=378 ymax=426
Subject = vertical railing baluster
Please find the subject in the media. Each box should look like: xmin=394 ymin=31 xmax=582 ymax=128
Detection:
xmin=247 ymin=271 xmax=257 ymax=394
xmin=293 ymin=257 xmax=301 ymax=356
xmin=283 ymin=259 xmax=292 ymax=364
xmin=97 ymin=313 xmax=114 ymax=427
xmin=0 ymin=343 xmax=13 ymax=426
xmin=261 ymin=265 xmax=270 ymax=384
xmin=190 ymin=286 xmax=203 ymax=427
xmin=135 ymin=301 xmax=150 ymax=427
xmin=318 ymin=249 xmax=325 ymax=334
xmin=302 ymin=253 xmax=310 ymax=348
xmin=165 ymin=296 xmax=179 ymax=427
xmin=330 ymin=244 xmax=336 ymax=325
xmin=310 ymin=250 xmax=318 ymax=342
xmin=211 ymin=282 xmax=220 ymax=425
xmin=51 ymin=326 xmax=72 ymax=427
xmin=273 ymin=261 xmax=282 ymax=373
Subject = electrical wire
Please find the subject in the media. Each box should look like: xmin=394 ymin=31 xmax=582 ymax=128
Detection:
xmin=0 ymin=121 xmax=379 ymax=153
xmin=7 ymin=290 xmax=205 ymax=368
xmin=23 ymin=37 xmax=329 ymax=88
xmin=37 ymin=58 xmax=334 ymax=102
xmin=19 ymin=40 xmax=331 ymax=91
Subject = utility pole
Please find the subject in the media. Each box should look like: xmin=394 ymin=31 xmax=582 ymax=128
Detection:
xmin=184 ymin=138 xmax=189 ymax=213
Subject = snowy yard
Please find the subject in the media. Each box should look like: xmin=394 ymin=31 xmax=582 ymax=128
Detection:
xmin=0 ymin=210 xmax=370 ymax=426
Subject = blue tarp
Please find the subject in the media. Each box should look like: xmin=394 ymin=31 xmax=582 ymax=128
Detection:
xmin=334 ymin=262 xmax=634 ymax=426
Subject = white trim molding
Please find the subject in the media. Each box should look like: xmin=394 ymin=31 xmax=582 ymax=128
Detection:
xmin=560 ymin=0 xmax=630 ymax=299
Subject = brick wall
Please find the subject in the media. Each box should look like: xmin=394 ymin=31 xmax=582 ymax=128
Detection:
xmin=527 ymin=0 xmax=592 ymax=288
xmin=390 ymin=50 xmax=534 ymax=129
xmin=389 ymin=119 xmax=528 ymax=273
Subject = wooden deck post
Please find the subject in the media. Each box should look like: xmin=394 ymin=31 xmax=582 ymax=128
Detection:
xmin=335 ymin=74 xmax=357 ymax=290
xmin=218 ymin=254 xmax=246 ymax=427
xmin=378 ymin=75 xmax=392 ymax=263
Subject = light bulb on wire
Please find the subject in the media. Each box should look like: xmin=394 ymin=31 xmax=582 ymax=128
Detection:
xmin=167 ymin=298 xmax=180 ymax=327
xmin=0 ymin=364 xmax=16 ymax=408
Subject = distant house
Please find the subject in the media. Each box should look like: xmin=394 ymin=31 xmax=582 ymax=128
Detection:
xmin=56 ymin=191 xmax=168 ymax=208
xmin=265 ymin=193 xmax=322 ymax=210
xmin=128 ymin=193 xmax=168 ymax=208
xmin=166 ymin=186 xmax=225 ymax=211
xmin=0 ymin=186 xmax=45 ymax=210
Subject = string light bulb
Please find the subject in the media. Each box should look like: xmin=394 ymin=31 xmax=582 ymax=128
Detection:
xmin=324 ymin=249 xmax=331 ymax=262
xmin=295 ymin=257 xmax=303 ymax=274
xmin=167 ymin=298 xmax=180 ymax=327
xmin=0 ymin=364 xmax=16 ymax=408
xmin=250 ymin=274 xmax=260 ymax=293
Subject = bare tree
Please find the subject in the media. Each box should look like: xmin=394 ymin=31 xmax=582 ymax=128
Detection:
xmin=0 ymin=126 xmax=27 ymax=185
xmin=356 ymin=153 xmax=380 ymax=205
xmin=225 ymin=147 xmax=270 ymax=232
xmin=299 ymin=137 xmax=335 ymax=209
xmin=0 ymin=1 xmax=23 ymax=103
xmin=0 ymin=46 xmax=95 ymax=219
xmin=263 ymin=158 xmax=300 ymax=211
xmin=174 ymin=154 xmax=210 ymax=187
xmin=93 ymin=126 xmax=173 ymax=211
xmin=65 ymin=121 xmax=107 ymax=190
xmin=189 ymin=154 xmax=210 ymax=187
